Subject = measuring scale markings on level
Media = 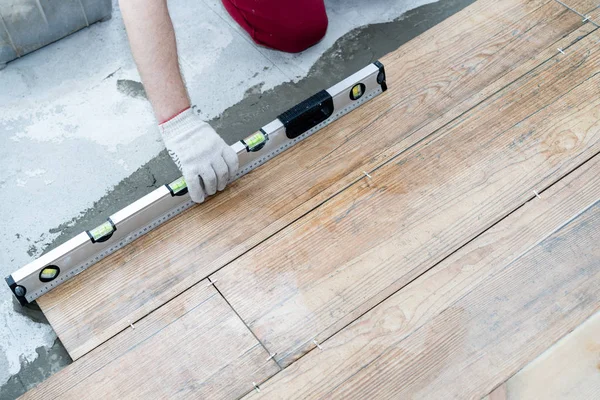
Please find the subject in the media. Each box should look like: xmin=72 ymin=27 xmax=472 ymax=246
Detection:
xmin=7 ymin=62 xmax=388 ymax=305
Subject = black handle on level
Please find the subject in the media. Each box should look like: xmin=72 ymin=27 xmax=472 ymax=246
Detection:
xmin=278 ymin=90 xmax=334 ymax=139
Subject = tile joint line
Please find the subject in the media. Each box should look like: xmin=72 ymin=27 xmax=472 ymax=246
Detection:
xmin=552 ymin=0 xmax=600 ymax=27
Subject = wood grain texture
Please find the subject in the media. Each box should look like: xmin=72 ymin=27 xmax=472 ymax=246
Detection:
xmin=491 ymin=311 xmax=600 ymax=400
xmin=243 ymin=197 xmax=600 ymax=399
xmin=21 ymin=280 xmax=279 ymax=399
xmin=38 ymin=0 xmax=598 ymax=360
xmin=213 ymin=30 xmax=600 ymax=366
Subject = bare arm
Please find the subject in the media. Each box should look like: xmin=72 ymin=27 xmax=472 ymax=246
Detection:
xmin=119 ymin=0 xmax=189 ymax=122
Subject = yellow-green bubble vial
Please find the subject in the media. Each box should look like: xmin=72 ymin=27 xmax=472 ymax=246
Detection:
xmin=244 ymin=131 xmax=266 ymax=151
xmin=90 ymin=221 xmax=114 ymax=241
xmin=350 ymin=83 xmax=365 ymax=100
xmin=39 ymin=266 xmax=59 ymax=282
xmin=168 ymin=176 xmax=188 ymax=195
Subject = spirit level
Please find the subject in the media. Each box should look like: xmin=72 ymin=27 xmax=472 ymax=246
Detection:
xmin=6 ymin=61 xmax=387 ymax=305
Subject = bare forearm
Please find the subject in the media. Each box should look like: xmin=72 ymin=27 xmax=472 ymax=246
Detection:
xmin=120 ymin=0 xmax=189 ymax=122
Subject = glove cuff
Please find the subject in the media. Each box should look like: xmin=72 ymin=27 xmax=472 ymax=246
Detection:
xmin=159 ymin=108 xmax=199 ymax=139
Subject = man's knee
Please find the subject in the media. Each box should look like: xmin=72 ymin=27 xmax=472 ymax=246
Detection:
xmin=222 ymin=0 xmax=328 ymax=53
xmin=277 ymin=11 xmax=328 ymax=53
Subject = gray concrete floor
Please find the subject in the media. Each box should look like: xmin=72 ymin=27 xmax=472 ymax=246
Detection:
xmin=0 ymin=0 xmax=474 ymax=398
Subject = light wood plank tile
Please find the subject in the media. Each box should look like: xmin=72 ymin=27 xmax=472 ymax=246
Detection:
xmin=243 ymin=189 xmax=600 ymax=399
xmin=21 ymin=281 xmax=279 ymax=399
xmin=485 ymin=385 xmax=508 ymax=400
xmin=490 ymin=311 xmax=600 ymax=400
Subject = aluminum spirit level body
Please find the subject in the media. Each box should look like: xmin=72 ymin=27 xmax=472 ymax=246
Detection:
xmin=7 ymin=62 xmax=387 ymax=305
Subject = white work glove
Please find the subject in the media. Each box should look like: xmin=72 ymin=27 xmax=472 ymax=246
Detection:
xmin=159 ymin=108 xmax=239 ymax=203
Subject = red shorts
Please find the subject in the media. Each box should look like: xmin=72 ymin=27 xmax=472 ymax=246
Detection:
xmin=221 ymin=0 xmax=328 ymax=53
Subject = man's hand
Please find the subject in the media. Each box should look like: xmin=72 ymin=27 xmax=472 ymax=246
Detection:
xmin=160 ymin=109 xmax=238 ymax=202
